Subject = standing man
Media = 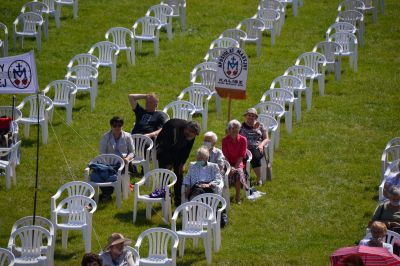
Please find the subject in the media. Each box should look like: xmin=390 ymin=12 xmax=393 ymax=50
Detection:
xmin=156 ymin=119 xmax=201 ymax=206
xmin=128 ymin=93 xmax=168 ymax=139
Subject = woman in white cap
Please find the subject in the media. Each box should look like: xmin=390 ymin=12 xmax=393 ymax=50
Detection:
xmin=100 ymin=233 xmax=135 ymax=266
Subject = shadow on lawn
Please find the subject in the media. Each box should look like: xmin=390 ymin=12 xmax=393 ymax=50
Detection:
xmin=114 ymin=206 xmax=165 ymax=226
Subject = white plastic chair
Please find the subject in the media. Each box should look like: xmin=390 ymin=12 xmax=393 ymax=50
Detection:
xmin=105 ymin=27 xmax=135 ymax=66
xmin=171 ymin=201 xmax=213 ymax=265
xmin=252 ymin=8 xmax=280 ymax=46
xmin=381 ymin=146 xmax=400 ymax=181
xmin=325 ymin=22 xmax=356 ymax=41
xmin=39 ymin=0 xmax=60 ymax=29
xmin=221 ymin=160 xmax=231 ymax=212
xmin=190 ymin=69 xmax=220 ymax=116
xmin=236 ymin=18 xmax=264 ymax=57
xmin=336 ymin=10 xmax=365 ymax=47
xmin=270 ymin=75 xmax=302 ymax=123
xmin=386 ymin=138 xmax=400 ymax=150
xmin=313 ymin=41 xmax=343 ymax=81
xmin=54 ymin=0 xmax=78 ymax=19
xmin=124 ymin=246 xmax=140 ymax=266
xmin=9 ymin=216 xmax=55 ymax=266
xmin=364 ymin=229 xmax=400 ymax=246
xmin=146 ymin=4 xmax=174 ymax=40
xmin=52 ymin=195 xmax=97 ymax=253
xmin=357 ymin=0 xmax=377 ymax=23
xmin=0 ymin=247 xmax=14 ymax=266
xmin=258 ymin=0 xmax=286 ymax=34
xmin=257 ymin=114 xmax=278 ymax=161
xmin=209 ymin=37 xmax=239 ymax=50
xmin=295 ymin=52 xmax=326 ymax=96
xmin=88 ymin=41 xmax=119 ymax=84
xmin=177 ymin=85 xmax=212 ymax=131
xmin=84 ymin=154 xmax=124 ymax=209
xmin=21 ymin=1 xmax=49 ymax=39
xmin=65 ymin=65 xmax=98 ymax=111
xmin=132 ymin=16 xmax=162 ymax=57
xmin=245 ymin=150 xmax=253 ymax=188
xmin=161 ymin=0 xmax=186 ymax=32
xmin=0 ymin=107 xmax=21 ymax=146
xmin=284 ymin=65 xmax=315 ymax=110
xmin=162 ymin=100 xmax=195 ymax=121
xmin=260 ymin=89 xmax=293 ymax=134
xmin=219 ymin=29 xmax=247 ymax=49
xmin=192 ymin=193 xmax=226 ymax=252
xmin=42 ymin=80 xmax=77 ymax=125
xmin=0 ymin=141 xmax=21 ymax=190
xmin=329 ymin=32 xmax=358 ymax=73
xmin=277 ymin=0 xmax=299 ymax=17
xmin=0 ymin=23 xmax=9 ymax=57
xmin=13 ymin=12 xmax=43 ymax=51
xmin=16 ymin=95 xmax=53 ymax=144
xmin=8 ymin=225 xmax=52 ymax=266
xmin=379 ymin=160 xmax=400 ymax=202
xmin=135 ymin=227 xmax=178 ymax=266
xmin=204 ymin=47 xmax=226 ymax=63
xmin=66 ymin=53 xmax=99 ymax=72
xmin=338 ymin=0 xmax=365 ymax=12
xmin=254 ymin=101 xmax=284 ymax=149
xmin=190 ymin=62 xmax=217 ymax=80
xmin=133 ymin=169 xmax=177 ymax=224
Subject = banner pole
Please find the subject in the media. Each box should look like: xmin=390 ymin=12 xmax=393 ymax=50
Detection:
xmin=227 ymin=95 xmax=232 ymax=122
xmin=33 ymin=93 xmax=40 ymax=225
xmin=12 ymin=96 xmax=16 ymax=121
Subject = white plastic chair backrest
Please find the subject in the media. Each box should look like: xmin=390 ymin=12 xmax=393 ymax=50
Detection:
xmin=89 ymin=41 xmax=119 ymax=63
xmin=180 ymin=85 xmax=212 ymax=109
xmin=0 ymin=247 xmax=14 ymax=266
xmin=0 ymin=106 xmax=22 ymax=122
xmin=9 ymin=225 xmax=51 ymax=259
xmin=313 ymin=41 xmax=343 ymax=62
xmin=131 ymin=134 xmax=153 ymax=160
xmin=284 ymin=65 xmax=315 ymax=87
xmin=146 ymin=4 xmax=173 ymax=24
xmin=386 ymin=138 xmax=400 ymax=149
xmin=360 ymin=0 xmax=373 ymax=7
xmin=255 ymin=9 xmax=280 ymax=28
xmin=192 ymin=193 xmax=226 ymax=223
xmin=365 ymin=229 xmax=400 ymax=246
xmin=383 ymin=146 xmax=400 ymax=164
xmin=270 ymin=75 xmax=302 ymax=94
xmin=43 ymin=80 xmax=77 ymax=103
xmin=258 ymin=0 xmax=285 ymax=12
xmin=90 ymin=154 xmax=125 ymax=173
xmin=193 ymin=69 xmax=216 ymax=92
xmin=338 ymin=0 xmax=365 ymax=11
xmin=210 ymin=37 xmax=239 ymax=49
xmin=67 ymin=53 xmax=99 ymax=70
xmin=135 ymin=227 xmax=178 ymax=260
xmin=237 ymin=18 xmax=264 ymax=39
xmin=262 ymin=89 xmax=293 ymax=109
xmin=336 ymin=10 xmax=364 ymax=27
xmin=144 ymin=169 xmax=177 ymax=193
xmin=163 ymin=100 xmax=195 ymax=121
xmin=161 ymin=0 xmax=185 ymax=15
xmin=133 ymin=16 xmax=161 ymax=37
xmin=258 ymin=114 xmax=278 ymax=131
xmin=105 ymin=27 xmax=133 ymax=48
xmin=17 ymin=95 xmax=52 ymax=120
xmin=205 ymin=47 xmax=226 ymax=63
xmin=21 ymin=1 xmax=49 ymax=15
xmin=124 ymin=246 xmax=140 ymax=266
xmin=384 ymin=160 xmax=400 ymax=178
xmin=329 ymin=32 xmax=357 ymax=53
xmin=174 ymin=201 xmax=213 ymax=231
xmin=53 ymin=181 xmax=95 ymax=209
xmin=57 ymin=195 xmax=97 ymax=224
xmin=0 ymin=140 xmax=21 ymax=165
xmin=11 ymin=216 xmax=54 ymax=239
xmin=190 ymin=62 xmax=217 ymax=80
xmin=15 ymin=12 xmax=43 ymax=33
xmin=295 ymin=52 xmax=326 ymax=74
xmin=327 ymin=22 xmax=356 ymax=37
xmin=254 ymin=101 xmax=285 ymax=117
xmin=220 ymin=29 xmax=247 ymax=43
xmin=67 ymin=65 xmax=98 ymax=87
xmin=42 ymin=0 xmax=56 ymax=11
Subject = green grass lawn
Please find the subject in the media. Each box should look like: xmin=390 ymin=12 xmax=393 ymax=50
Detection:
xmin=0 ymin=0 xmax=400 ymax=265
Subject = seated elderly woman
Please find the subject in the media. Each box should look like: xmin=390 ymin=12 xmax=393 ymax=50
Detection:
xmin=239 ymin=108 xmax=270 ymax=185
xmin=203 ymin=131 xmax=225 ymax=172
xmin=183 ymin=147 xmax=223 ymax=200
xmin=359 ymin=221 xmax=393 ymax=253
xmin=222 ymin=119 xmax=249 ymax=204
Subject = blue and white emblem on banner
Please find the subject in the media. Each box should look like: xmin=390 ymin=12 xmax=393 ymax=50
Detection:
xmin=0 ymin=51 xmax=38 ymax=94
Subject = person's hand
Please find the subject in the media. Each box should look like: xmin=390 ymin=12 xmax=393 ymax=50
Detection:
xmin=200 ymin=183 xmax=210 ymax=189
xmin=257 ymin=144 xmax=264 ymax=154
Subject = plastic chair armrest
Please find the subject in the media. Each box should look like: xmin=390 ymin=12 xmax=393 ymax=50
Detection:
xmin=177 ymin=92 xmax=185 ymax=100
xmin=135 ymin=177 xmax=146 ymax=186
xmin=88 ymin=47 xmax=95 ymax=55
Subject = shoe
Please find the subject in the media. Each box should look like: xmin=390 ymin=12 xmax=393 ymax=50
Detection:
xmin=257 ymin=180 xmax=263 ymax=186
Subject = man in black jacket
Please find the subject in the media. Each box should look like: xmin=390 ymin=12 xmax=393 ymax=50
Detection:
xmin=156 ymin=119 xmax=201 ymax=206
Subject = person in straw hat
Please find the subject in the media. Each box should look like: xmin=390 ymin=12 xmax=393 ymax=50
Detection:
xmin=100 ymin=233 xmax=135 ymax=266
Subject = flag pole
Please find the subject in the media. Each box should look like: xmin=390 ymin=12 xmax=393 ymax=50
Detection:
xmin=32 ymin=92 xmax=40 ymax=225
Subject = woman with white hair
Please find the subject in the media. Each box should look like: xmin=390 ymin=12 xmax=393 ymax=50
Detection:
xmin=222 ymin=119 xmax=249 ymax=204
xmin=183 ymin=146 xmax=223 ymax=200
xmin=203 ymin=131 xmax=225 ymax=171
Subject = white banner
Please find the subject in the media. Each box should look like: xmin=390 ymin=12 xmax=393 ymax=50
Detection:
xmin=0 ymin=51 xmax=39 ymax=94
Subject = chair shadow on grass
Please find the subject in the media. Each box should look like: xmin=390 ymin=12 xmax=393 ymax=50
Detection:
xmin=114 ymin=205 xmax=165 ymax=226
xmin=176 ymin=248 xmax=208 ymax=266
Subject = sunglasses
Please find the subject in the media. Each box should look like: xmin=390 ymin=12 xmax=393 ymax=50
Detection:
xmin=112 ymin=124 xmax=122 ymax=128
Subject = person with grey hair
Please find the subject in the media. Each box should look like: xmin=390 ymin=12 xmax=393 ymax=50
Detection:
xmin=183 ymin=147 xmax=223 ymax=200
xmin=222 ymin=119 xmax=249 ymax=204
xmin=203 ymin=131 xmax=225 ymax=172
